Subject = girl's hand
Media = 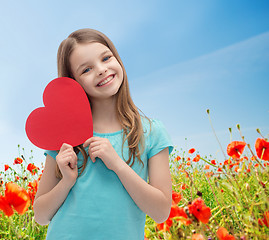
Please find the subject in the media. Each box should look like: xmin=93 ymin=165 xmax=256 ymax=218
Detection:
xmin=56 ymin=143 xmax=78 ymax=186
xmin=83 ymin=137 xmax=124 ymax=172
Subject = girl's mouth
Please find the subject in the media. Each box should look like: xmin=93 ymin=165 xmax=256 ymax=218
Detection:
xmin=97 ymin=74 xmax=115 ymax=87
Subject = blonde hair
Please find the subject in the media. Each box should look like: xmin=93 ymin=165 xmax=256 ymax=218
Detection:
xmin=55 ymin=28 xmax=146 ymax=178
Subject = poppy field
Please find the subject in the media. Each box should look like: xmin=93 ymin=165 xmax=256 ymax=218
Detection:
xmin=0 ymin=121 xmax=268 ymax=239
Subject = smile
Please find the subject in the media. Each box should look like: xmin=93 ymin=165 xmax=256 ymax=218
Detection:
xmin=97 ymin=75 xmax=115 ymax=87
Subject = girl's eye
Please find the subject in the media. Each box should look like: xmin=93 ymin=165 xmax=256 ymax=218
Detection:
xmin=82 ymin=67 xmax=91 ymax=74
xmin=103 ymin=56 xmax=111 ymax=62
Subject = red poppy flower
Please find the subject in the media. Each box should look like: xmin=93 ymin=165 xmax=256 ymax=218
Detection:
xmin=170 ymin=205 xmax=186 ymax=218
xmin=174 ymin=156 xmax=181 ymax=161
xmin=172 ymin=190 xmax=182 ymax=205
xmin=0 ymin=182 xmax=30 ymax=216
xmin=227 ymin=141 xmax=246 ymax=159
xmin=188 ymin=198 xmax=211 ymax=224
xmin=234 ymin=166 xmax=239 ymax=172
xmin=206 ymin=172 xmax=214 ymax=178
xmin=4 ymin=165 xmax=9 ymax=171
xmin=192 ymin=234 xmax=204 ymax=240
xmin=156 ymin=222 xmax=166 ymax=231
xmin=189 ymin=148 xmax=196 ymax=154
xmin=156 ymin=205 xmax=191 ymax=231
xmin=255 ymin=138 xmax=269 ymax=161
xmin=204 ymin=165 xmax=210 ymax=170
xmin=27 ymin=163 xmax=39 ymax=175
xmin=211 ymin=160 xmax=216 ymax=165
xmin=228 ymin=163 xmax=234 ymax=169
xmin=224 ymin=159 xmax=231 ymax=165
xmin=216 ymin=227 xmax=235 ymax=240
xmin=193 ymin=154 xmax=200 ymax=162
xmin=28 ymin=180 xmax=39 ymax=205
xmin=258 ymin=211 xmax=269 ymax=228
xmin=13 ymin=157 xmax=23 ymax=165
xmin=0 ymin=196 xmax=13 ymax=216
xmin=169 ymin=205 xmax=191 ymax=226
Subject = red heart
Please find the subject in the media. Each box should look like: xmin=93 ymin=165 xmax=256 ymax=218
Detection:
xmin=25 ymin=77 xmax=93 ymax=150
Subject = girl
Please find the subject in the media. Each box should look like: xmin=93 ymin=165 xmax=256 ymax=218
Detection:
xmin=33 ymin=29 xmax=173 ymax=240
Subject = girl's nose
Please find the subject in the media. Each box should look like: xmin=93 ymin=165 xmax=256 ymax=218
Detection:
xmin=96 ymin=64 xmax=107 ymax=76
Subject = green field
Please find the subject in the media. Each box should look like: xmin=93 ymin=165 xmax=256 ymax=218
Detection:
xmin=1 ymin=133 xmax=268 ymax=240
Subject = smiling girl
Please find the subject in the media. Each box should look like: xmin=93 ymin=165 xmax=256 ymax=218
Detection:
xmin=33 ymin=29 xmax=173 ymax=240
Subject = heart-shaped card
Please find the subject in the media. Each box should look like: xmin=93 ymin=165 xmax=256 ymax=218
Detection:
xmin=25 ymin=77 xmax=93 ymax=150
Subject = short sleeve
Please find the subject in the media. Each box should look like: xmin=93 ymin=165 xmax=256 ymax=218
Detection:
xmin=147 ymin=119 xmax=174 ymax=159
xmin=44 ymin=150 xmax=58 ymax=160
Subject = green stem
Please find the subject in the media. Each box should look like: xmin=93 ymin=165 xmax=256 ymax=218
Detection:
xmin=246 ymin=144 xmax=264 ymax=169
xmin=204 ymin=174 xmax=225 ymax=220
xmin=207 ymin=110 xmax=227 ymax=159
xmin=200 ymin=157 xmax=218 ymax=168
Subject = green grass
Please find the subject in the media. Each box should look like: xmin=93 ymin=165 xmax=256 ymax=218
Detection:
xmin=145 ymin=147 xmax=269 ymax=240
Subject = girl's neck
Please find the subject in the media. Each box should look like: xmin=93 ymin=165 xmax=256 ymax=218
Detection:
xmin=91 ymin=97 xmax=122 ymax=133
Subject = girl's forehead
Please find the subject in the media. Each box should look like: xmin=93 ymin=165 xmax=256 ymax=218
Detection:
xmin=74 ymin=42 xmax=110 ymax=54
xmin=71 ymin=42 xmax=111 ymax=62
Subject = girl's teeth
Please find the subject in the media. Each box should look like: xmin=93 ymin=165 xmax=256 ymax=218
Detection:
xmin=98 ymin=76 xmax=113 ymax=86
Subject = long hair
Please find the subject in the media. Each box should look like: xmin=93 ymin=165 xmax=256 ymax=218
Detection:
xmin=55 ymin=28 xmax=146 ymax=178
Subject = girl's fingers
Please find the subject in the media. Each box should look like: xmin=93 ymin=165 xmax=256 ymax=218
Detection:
xmin=58 ymin=152 xmax=77 ymax=161
xmin=83 ymin=137 xmax=102 ymax=148
xmin=88 ymin=143 xmax=101 ymax=152
xmin=90 ymin=151 xmax=100 ymax=163
xmin=69 ymin=158 xmax=77 ymax=169
xmin=89 ymin=150 xmax=96 ymax=163
xmin=86 ymin=139 xmax=102 ymax=162
xmin=57 ymin=150 xmax=77 ymax=168
xmin=83 ymin=140 xmax=90 ymax=148
xmin=89 ymin=146 xmax=101 ymax=163
xmin=59 ymin=143 xmax=73 ymax=153
xmin=59 ymin=152 xmax=73 ymax=159
xmin=64 ymin=155 xmax=77 ymax=169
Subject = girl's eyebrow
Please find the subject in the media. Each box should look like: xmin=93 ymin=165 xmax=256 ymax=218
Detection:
xmin=76 ymin=50 xmax=112 ymax=73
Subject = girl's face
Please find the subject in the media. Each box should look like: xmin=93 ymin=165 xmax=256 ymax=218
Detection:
xmin=69 ymin=42 xmax=123 ymax=102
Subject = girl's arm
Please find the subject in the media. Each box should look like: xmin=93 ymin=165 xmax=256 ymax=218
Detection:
xmin=85 ymin=137 xmax=172 ymax=223
xmin=33 ymin=144 xmax=78 ymax=225
xmin=115 ymin=148 xmax=172 ymax=223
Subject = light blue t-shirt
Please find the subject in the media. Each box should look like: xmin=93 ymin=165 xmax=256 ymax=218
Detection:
xmin=44 ymin=118 xmax=173 ymax=240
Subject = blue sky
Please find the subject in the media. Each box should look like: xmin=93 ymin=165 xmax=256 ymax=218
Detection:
xmin=0 ymin=0 xmax=268 ymax=168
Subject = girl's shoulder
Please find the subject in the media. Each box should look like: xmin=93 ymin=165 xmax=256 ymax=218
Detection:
xmin=141 ymin=116 xmax=166 ymax=135
xmin=141 ymin=117 xmax=172 ymax=145
xmin=141 ymin=116 xmax=174 ymax=157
